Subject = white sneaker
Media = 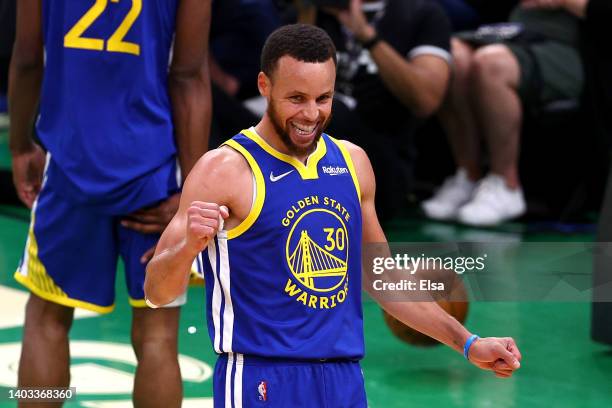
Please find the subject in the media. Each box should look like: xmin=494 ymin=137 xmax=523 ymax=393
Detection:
xmin=422 ymin=169 xmax=476 ymax=221
xmin=0 ymin=113 xmax=8 ymax=130
xmin=457 ymin=174 xmax=526 ymax=226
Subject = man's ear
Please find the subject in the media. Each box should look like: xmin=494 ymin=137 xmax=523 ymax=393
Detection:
xmin=257 ymin=71 xmax=271 ymax=99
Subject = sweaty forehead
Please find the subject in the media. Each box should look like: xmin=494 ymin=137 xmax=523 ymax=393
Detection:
xmin=271 ymin=56 xmax=336 ymax=87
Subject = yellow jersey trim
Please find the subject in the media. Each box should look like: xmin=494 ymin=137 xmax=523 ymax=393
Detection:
xmin=15 ymin=272 xmax=114 ymax=314
xmin=189 ymin=268 xmax=205 ymax=287
xmin=241 ymin=128 xmax=326 ymax=180
xmin=223 ymin=139 xmax=266 ymax=240
xmin=14 ymin=212 xmax=114 ymax=314
xmin=329 ymin=137 xmax=362 ymax=203
xmin=128 ymin=297 xmax=148 ymax=308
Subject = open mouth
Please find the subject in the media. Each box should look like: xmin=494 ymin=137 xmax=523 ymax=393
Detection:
xmin=291 ymin=122 xmax=318 ymax=139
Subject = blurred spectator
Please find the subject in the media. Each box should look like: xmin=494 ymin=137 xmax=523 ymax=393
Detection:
xmin=208 ymin=0 xmax=282 ymax=147
xmin=315 ymin=0 xmax=452 ymax=220
xmin=210 ymin=0 xmax=281 ymax=100
xmin=422 ymin=2 xmax=582 ymax=226
xmin=433 ymin=0 xmax=519 ymax=31
xmin=0 ymin=0 xmax=15 ymax=128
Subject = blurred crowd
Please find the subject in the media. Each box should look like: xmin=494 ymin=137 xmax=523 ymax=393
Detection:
xmin=1 ymin=0 xmax=610 ymax=227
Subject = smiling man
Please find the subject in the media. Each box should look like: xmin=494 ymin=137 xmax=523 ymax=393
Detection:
xmin=145 ymin=24 xmax=522 ymax=407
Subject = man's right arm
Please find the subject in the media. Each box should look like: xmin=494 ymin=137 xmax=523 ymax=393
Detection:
xmin=170 ymin=0 xmax=212 ymax=178
xmin=144 ymin=146 xmax=251 ymax=306
xmin=343 ymin=140 xmax=521 ymax=377
xmin=9 ymin=0 xmax=45 ymax=208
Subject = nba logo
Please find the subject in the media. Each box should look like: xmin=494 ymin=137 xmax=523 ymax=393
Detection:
xmin=258 ymin=381 xmax=267 ymax=401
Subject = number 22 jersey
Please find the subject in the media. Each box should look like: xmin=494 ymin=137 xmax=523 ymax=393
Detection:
xmin=39 ymin=0 xmax=179 ymax=212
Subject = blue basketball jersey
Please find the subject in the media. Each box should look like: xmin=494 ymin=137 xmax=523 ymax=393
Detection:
xmin=198 ymin=128 xmax=365 ymax=360
xmin=38 ymin=0 xmax=179 ymax=212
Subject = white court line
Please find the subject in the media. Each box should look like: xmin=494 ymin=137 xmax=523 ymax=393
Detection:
xmin=0 ymin=285 xmax=98 ymax=329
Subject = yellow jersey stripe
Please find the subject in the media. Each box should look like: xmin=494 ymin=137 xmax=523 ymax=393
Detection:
xmin=241 ymin=128 xmax=326 ymax=180
xmin=223 ymin=139 xmax=267 ymax=240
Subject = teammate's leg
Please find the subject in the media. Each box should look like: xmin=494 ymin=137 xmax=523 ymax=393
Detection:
xmin=131 ymin=306 xmax=182 ymax=408
xmin=18 ymin=294 xmax=74 ymax=408
xmin=15 ymin=182 xmax=117 ymax=407
xmin=120 ymin=216 xmax=183 ymax=407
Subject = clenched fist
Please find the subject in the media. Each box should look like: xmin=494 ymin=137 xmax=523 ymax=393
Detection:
xmin=468 ymin=337 xmax=522 ymax=378
xmin=186 ymin=202 xmax=229 ymax=253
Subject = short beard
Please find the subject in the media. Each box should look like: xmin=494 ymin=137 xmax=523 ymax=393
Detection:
xmin=267 ymin=101 xmax=330 ymax=156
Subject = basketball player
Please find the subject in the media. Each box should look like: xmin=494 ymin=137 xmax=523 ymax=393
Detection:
xmin=146 ymin=24 xmax=522 ymax=407
xmin=9 ymin=0 xmax=211 ymax=406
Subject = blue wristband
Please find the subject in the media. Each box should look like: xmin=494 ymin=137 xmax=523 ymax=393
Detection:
xmin=463 ymin=334 xmax=479 ymax=360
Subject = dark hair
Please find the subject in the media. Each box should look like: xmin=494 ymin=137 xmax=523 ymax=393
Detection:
xmin=260 ymin=24 xmax=337 ymax=77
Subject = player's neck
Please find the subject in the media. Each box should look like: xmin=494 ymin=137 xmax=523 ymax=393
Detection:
xmin=254 ymin=119 xmax=313 ymax=164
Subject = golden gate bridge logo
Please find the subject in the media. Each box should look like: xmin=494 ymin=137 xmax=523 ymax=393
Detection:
xmin=285 ymin=209 xmax=349 ymax=293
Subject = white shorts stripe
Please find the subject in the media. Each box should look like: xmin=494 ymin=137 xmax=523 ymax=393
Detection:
xmin=225 ymin=352 xmax=234 ymax=408
xmin=19 ymin=154 xmax=50 ymax=276
xmin=208 ymin=239 xmax=222 ymax=353
xmin=219 ymin=237 xmax=234 ymax=352
xmin=234 ymin=353 xmax=244 ymax=408
xmin=19 ymin=201 xmax=37 ymax=276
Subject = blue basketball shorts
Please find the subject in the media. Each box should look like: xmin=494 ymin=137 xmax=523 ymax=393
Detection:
xmin=14 ymin=164 xmax=185 ymax=313
xmin=214 ymin=353 xmax=368 ymax=408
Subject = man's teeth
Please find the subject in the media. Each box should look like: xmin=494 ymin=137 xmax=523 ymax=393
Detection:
xmin=292 ymin=123 xmax=316 ymax=135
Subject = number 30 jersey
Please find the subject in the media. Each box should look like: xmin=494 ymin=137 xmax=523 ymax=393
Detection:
xmin=38 ymin=0 xmax=179 ymax=212
xmin=199 ymin=128 xmax=365 ymax=360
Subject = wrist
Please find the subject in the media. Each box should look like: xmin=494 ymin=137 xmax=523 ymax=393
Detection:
xmin=356 ymin=25 xmax=376 ymax=44
xmin=182 ymin=237 xmax=206 ymax=259
xmin=9 ymin=139 xmax=37 ymax=155
xmin=358 ymin=29 xmax=381 ymax=50
xmin=463 ymin=334 xmax=480 ymax=360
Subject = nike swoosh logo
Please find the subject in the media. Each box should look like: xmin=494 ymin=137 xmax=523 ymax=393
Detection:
xmin=269 ymin=170 xmax=294 ymax=182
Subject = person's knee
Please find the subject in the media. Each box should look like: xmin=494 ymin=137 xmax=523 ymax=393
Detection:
xmin=471 ymin=45 xmax=520 ymax=88
xmin=131 ymin=308 xmax=179 ymax=361
xmin=24 ymin=295 xmax=73 ymax=341
xmin=450 ymin=38 xmax=474 ymax=81
xmin=132 ymin=335 xmax=178 ymax=364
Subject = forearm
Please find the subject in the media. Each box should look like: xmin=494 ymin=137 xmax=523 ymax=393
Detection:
xmin=362 ymin=239 xmax=471 ymax=353
xmin=368 ymin=41 xmax=445 ymax=117
xmin=169 ymin=67 xmax=212 ymax=178
xmin=382 ymin=300 xmax=472 ymax=353
xmin=563 ymin=0 xmax=588 ymax=18
xmin=144 ymin=239 xmax=198 ymax=306
xmin=8 ymin=59 xmax=42 ymax=153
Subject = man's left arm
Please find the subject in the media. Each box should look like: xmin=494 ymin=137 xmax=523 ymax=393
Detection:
xmin=331 ymin=0 xmax=451 ymax=117
xmin=8 ymin=0 xmax=45 ymax=208
xmin=344 ymin=141 xmax=522 ymax=378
